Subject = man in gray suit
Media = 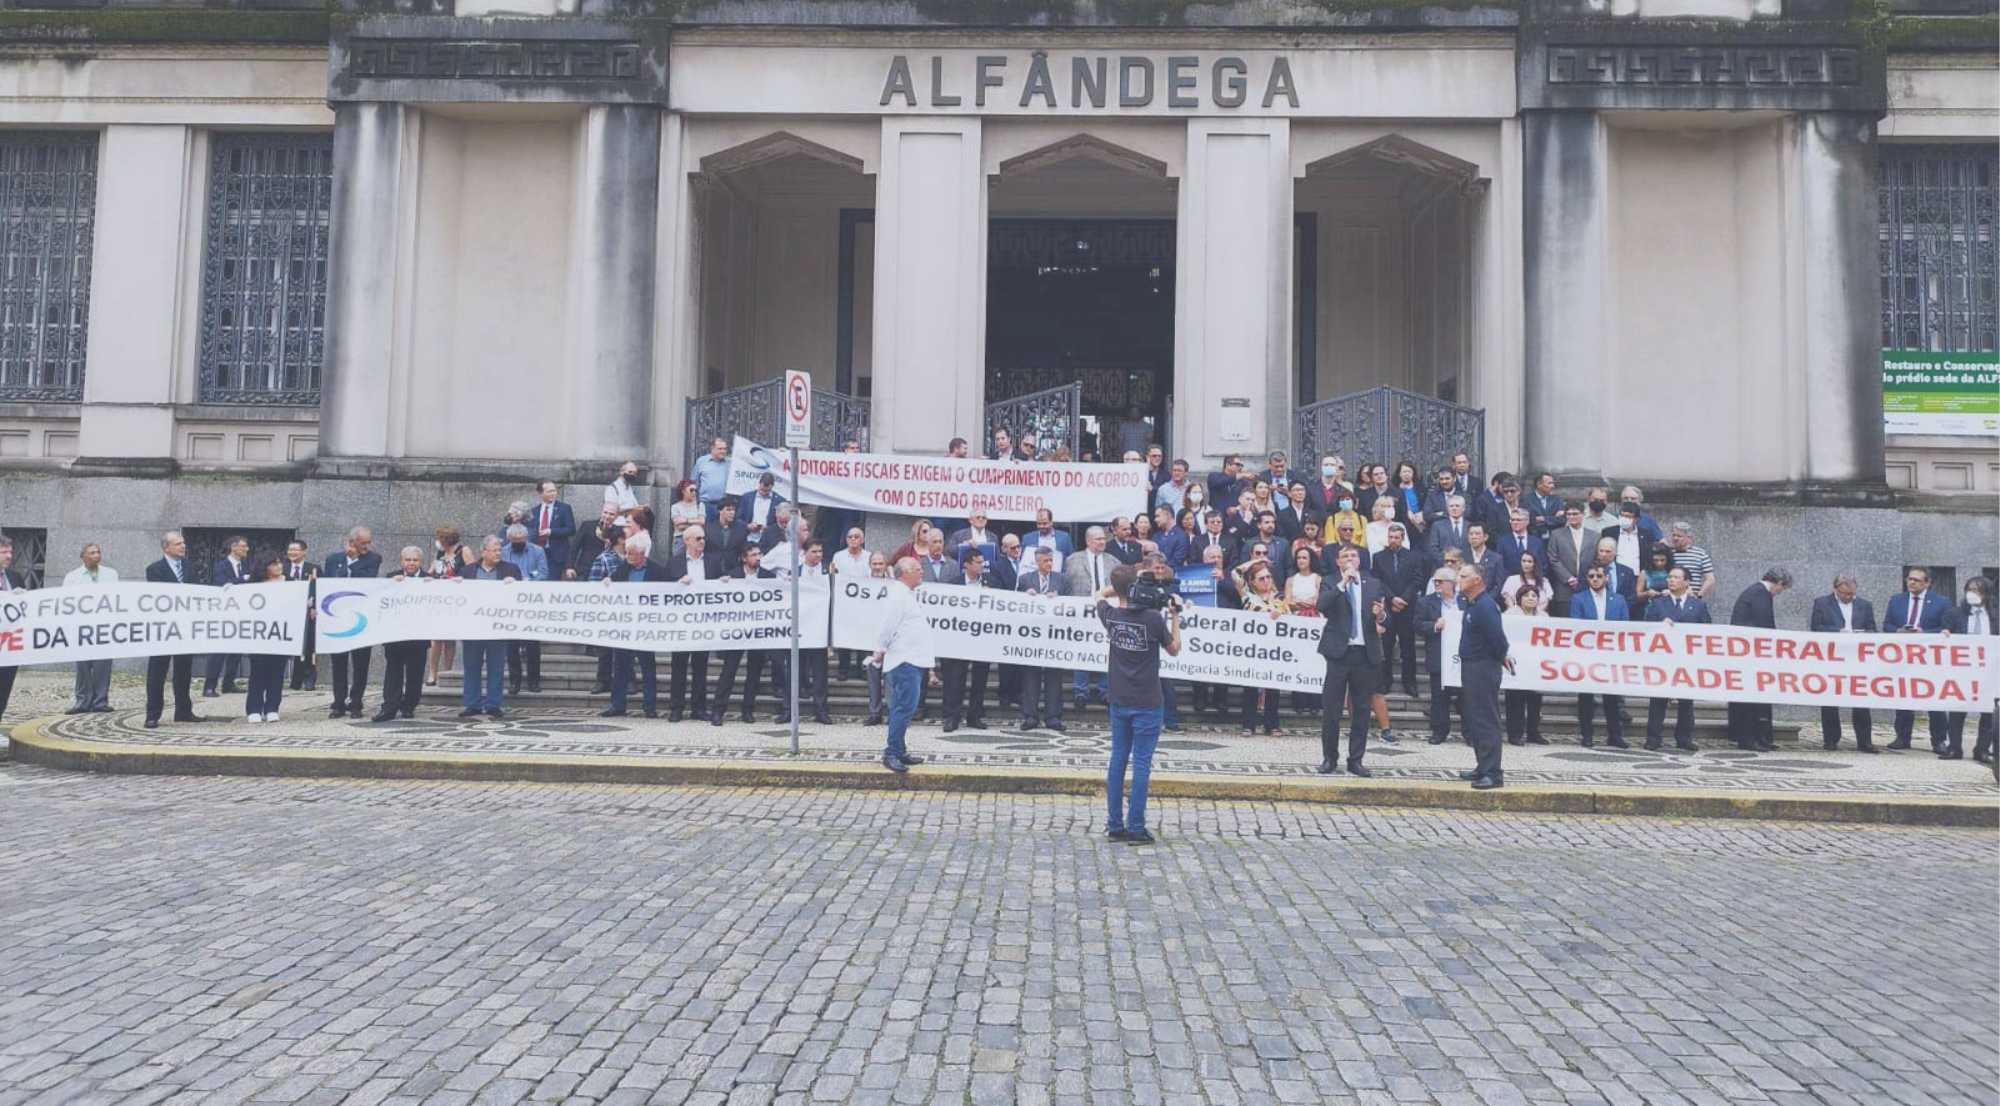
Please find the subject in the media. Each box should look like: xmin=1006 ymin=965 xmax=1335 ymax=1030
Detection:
xmin=1063 ymin=527 xmax=1116 ymax=706
xmin=919 ymin=531 xmax=962 ymax=585
xmin=1016 ymin=544 xmax=1071 ymax=730
xmin=1545 ymin=501 xmax=1594 ymax=617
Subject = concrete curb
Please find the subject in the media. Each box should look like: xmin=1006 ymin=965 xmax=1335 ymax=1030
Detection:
xmin=8 ymin=719 xmax=1995 ymax=828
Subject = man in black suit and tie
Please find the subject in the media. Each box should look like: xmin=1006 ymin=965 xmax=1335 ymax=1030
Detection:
xmin=711 ymin=544 xmax=784 ymax=724
xmin=1809 ymin=574 xmax=1877 ymax=752
xmin=530 ymin=479 xmax=577 ymax=580
xmin=939 ymin=550 xmax=992 ymax=731
xmin=321 ymin=527 xmax=383 ymax=719
xmin=1425 ymin=495 xmax=1473 ymax=571
xmin=1317 ymin=545 xmax=1387 ymax=777
xmin=1371 ymin=523 xmax=1425 ymax=699
xmin=1645 ymin=567 xmax=1711 ymax=750
xmin=1016 ymin=545 xmax=1071 ymax=731
xmin=663 ymin=525 xmax=726 ymax=722
xmin=0 ymin=536 xmax=28 ymax=722
xmin=202 ymin=535 xmax=253 ymax=698
xmin=143 ymin=531 xmax=203 ymax=729
xmin=1726 ymin=568 xmax=1792 ymax=751
xmin=281 ymin=539 xmax=318 ymax=691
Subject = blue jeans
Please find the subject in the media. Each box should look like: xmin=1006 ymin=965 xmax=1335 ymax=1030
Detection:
xmin=885 ymin=663 xmax=922 ymax=760
xmin=1160 ymin=679 xmax=1180 ymax=727
xmin=1106 ymin=704 xmax=1164 ymax=834
xmin=1072 ymin=670 xmax=1106 ymax=700
xmin=461 ymin=640 xmax=506 ymax=710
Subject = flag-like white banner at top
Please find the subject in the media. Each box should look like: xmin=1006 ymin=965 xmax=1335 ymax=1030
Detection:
xmin=829 ymin=578 xmax=1328 ymax=693
xmin=0 ymin=582 xmax=310 ymax=666
xmin=1441 ymin=615 xmax=1996 ymax=712
xmin=311 ymin=577 xmax=829 ymax=654
xmin=724 ymin=435 xmax=1151 ymax=523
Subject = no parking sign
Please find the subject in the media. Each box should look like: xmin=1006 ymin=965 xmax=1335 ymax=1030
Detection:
xmin=783 ymin=369 xmax=812 ymax=448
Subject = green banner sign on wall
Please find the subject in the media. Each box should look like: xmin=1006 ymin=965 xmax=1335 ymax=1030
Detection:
xmin=1883 ymin=350 xmax=1999 ymax=437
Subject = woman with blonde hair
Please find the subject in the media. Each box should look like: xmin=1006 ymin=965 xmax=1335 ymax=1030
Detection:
xmin=1234 ymin=557 xmax=1290 ymax=736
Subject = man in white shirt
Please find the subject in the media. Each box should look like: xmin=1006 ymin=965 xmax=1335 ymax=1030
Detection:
xmin=830 ymin=527 xmax=871 ymax=680
xmin=874 ymin=556 xmax=937 ymax=773
xmin=948 ymin=510 xmax=997 ymax=558
xmin=63 ymin=543 xmax=119 ymax=713
xmin=606 ymin=458 xmax=643 ymax=517
xmin=1809 ymin=574 xmax=1876 ymax=752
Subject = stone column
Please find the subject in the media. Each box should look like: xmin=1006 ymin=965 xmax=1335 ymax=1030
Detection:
xmin=651 ymin=111 xmax=698 ymax=478
xmin=319 ymin=102 xmax=409 ymax=461
xmin=566 ymin=103 xmax=659 ymax=462
xmin=1521 ymin=110 xmax=1609 ymax=484
xmin=1173 ymin=119 xmax=1293 ymax=465
xmin=76 ymin=125 xmax=192 ymax=463
xmin=870 ymin=117 xmax=985 ymax=454
xmin=1793 ymin=111 xmax=1884 ymax=485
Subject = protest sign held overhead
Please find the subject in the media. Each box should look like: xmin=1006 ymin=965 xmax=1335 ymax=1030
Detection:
xmin=725 ymin=436 xmax=1149 ymax=522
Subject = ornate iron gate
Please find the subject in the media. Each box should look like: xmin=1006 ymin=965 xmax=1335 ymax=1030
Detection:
xmin=1294 ymin=386 xmax=1484 ymax=480
xmin=985 ymin=382 xmax=1081 ymax=460
xmin=684 ymin=376 xmax=869 ymax=475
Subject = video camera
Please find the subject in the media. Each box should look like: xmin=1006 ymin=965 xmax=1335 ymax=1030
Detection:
xmin=1127 ymin=573 xmax=1182 ymax=614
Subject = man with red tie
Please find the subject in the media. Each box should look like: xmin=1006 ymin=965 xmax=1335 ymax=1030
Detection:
xmin=1885 ymin=566 xmax=1952 ymax=751
xmin=532 ymin=480 xmax=576 ymax=581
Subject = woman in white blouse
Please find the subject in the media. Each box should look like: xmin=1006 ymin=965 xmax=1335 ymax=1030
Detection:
xmin=1501 ymin=585 xmax=1549 ymax=745
xmin=1499 ymin=550 xmax=1555 ymax=612
xmin=1363 ymin=497 xmax=1398 ymax=555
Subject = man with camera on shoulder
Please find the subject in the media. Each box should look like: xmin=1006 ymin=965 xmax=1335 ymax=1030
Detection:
xmin=1096 ymin=564 xmax=1182 ymax=846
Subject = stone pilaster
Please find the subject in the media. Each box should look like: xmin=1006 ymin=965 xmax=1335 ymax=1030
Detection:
xmin=1520 ymin=109 xmax=1608 ymax=484
xmin=319 ymin=102 xmax=409 ymax=461
xmin=566 ymin=103 xmax=660 ymax=462
xmin=1793 ymin=111 xmax=1885 ymax=486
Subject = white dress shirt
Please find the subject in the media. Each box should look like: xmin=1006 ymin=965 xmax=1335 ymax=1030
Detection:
xmin=1836 ymin=598 xmax=1854 ymax=630
xmin=64 ymin=564 xmax=120 ymax=586
xmin=1616 ymin=526 xmax=1641 ymax=573
xmin=831 ymin=548 xmax=871 ymax=577
xmin=685 ymin=556 xmax=709 ymax=584
xmin=1588 ymin=587 xmax=1611 ymax=622
xmin=877 ymin=582 xmax=937 ymax=669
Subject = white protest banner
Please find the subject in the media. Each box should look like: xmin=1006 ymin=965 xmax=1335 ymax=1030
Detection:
xmin=311 ymin=577 xmax=829 ymax=654
xmin=725 ymin=435 xmax=1150 ymax=523
xmin=829 ymin=579 xmax=1327 ymax=692
xmin=1442 ymin=616 xmax=1997 ymax=712
xmin=0 ymin=582 xmax=310 ymax=667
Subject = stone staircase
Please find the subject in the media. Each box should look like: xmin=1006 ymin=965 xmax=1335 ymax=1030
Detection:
xmin=422 ymin=644 xmax=1800 ymax=742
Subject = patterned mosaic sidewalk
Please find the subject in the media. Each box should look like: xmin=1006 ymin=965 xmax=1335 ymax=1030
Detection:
xmin=12 ymin=683 xmax=1999 ymax=802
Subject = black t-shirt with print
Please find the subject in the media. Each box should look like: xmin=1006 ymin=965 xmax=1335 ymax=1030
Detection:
xmin=1096 ymin=600 xmax=1168 ymax=709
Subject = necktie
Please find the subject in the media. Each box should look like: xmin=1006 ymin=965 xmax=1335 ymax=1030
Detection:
xmin=541 ymin=505 xmax=551 ymax=534
xmin=1908 ymin=595 xmax=1920 ymax=629
xmin=1092 ymin=557 xmax=1101 ymax=590
xmin=172 ymin=560 xmax=183 ymax=583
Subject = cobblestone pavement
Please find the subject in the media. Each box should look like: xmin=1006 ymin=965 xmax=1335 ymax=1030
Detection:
xmin=1 ymin=766 xmax=1993 ymax=1106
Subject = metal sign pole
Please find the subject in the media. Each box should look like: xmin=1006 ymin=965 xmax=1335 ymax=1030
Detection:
xmin=788 ymin=445 xmax=801 ymax=756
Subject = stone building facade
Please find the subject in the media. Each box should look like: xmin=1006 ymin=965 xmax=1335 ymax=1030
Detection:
xmin=0 ymin=0 xmax=1993 ymax=618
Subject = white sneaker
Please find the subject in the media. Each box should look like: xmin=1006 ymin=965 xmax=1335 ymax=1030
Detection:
xmin=265 ymin=712 xmax=279 ymax=723
xmin=246 ymin=714 xmax=262 ymax=724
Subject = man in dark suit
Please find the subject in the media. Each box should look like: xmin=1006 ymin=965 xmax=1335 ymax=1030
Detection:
xmin=1016 ymin=545 xmax=1071 ymax=731
xmin=371 ymin=546 xmax=434 ymax=723
xmin=711 ymin=544 xmax=784 ymax=724
xmin=142 ymin=531 xmax=202 ymax=729
xmin=1645 ymin=567 xmax=1710 ymax=750
xmin=939 ymin=550 xmax=992 ymax=731
xmin=1591 ymin=537 xmax=1639 ymax=611
xmin=1316 ymin=545 xmax=1387 ymax=777
xmin=568 ymin=505 xmax=619 ymax=580
xmin=0 ymin=536 xmax=29 ymax=722
xmin=1726 ymin=568 xmax=1792 ymax=751
xmin=281 ymin=540 xmax=318 ymax=691
xmin=988 ymin=533 xmax=1025 ymax=708
xmin=1416 ymin=568 xmax=1465 ymax=744
xmin=663 ymin=525 xmax=727 ymax=722
xmin=1455 ymin=564 xmax=1513 ymax=789
xmin=1323 ymin=516 xmax=1372 ymax=577
xmin=1206 ymin=454 xmax=1247 ymax=509
xmin=530 ymin=480 xmax=577 ymax=584
xmin=602 ymin=532 xmax=672 ymax=718
xmin=710 ymin=500 xmax=749 ymax=566
xmin=737 ymin=472 xmax=787 ymax=548
xmin=920 ymin=531 xmax=964 ymax=585
xmin=1943 ymin=577 xmax=1996 ymax=761
xmin=1494 ymin=509 xmax=1545 ymax=579
xmin=774 ymin=542 xmax=833 ymax=726
xmin=1448 ymin=451 xmax=1477 ymax=498
xmin=1371 ymin=523 xmax=1425 ymax=698
xmin=202 ymin=534 xmax=253 ymax=698
xmin=1523 ymin=472 xmax=1563 ymax=540
xmin=1885 ymin=566 xmax=1953 ymax=751
xmin=1544 ymin=502 xmax=1594 ymax=616
xmin=1570 ymin=565 xmax=1631 ymax=748
xmin=1810 ymin=574 xmax=1877 ymax=752
xmin=321 ymin=527 xmax=383 ymax=719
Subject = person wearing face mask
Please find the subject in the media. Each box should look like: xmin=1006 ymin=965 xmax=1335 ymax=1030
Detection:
xmin=1326 ymin=491 xmax=1366 ymax=557
xmin=1579 ymin=487 xmax=1619 ymax=547
xmin=1307 ymin=455 xmax=1353 ymax=516
xmin=1942 ymin=576 xmax=1996 ymax=762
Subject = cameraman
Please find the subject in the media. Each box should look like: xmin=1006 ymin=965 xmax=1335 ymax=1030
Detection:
xmin=1136 ymin=552 xmax=1184 ymax=732
xmin=1096 ymin=564 xmax=1182 ymax=846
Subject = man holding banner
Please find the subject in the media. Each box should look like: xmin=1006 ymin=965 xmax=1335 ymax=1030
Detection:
xmin=142 ymin=532 xmax=202 ymax=729
xmin=603 ymin=532 xmax=671 ymax=718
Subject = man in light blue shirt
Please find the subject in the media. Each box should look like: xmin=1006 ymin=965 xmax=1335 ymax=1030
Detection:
xmin=690 ymin=437 xmax=733 ymax=523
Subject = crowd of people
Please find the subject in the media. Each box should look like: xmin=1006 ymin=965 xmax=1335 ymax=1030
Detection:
xmin=0 ymin=431 xmax=1992 ymax=795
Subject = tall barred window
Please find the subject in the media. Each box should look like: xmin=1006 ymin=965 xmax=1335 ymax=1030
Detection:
xmin=0 ymin=133 xmax=97 ymax=403
xmin=1879 ymin=144 xmax=1997 ymax=353
xmin=197 ymin=133 xmax=333 ymax=405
